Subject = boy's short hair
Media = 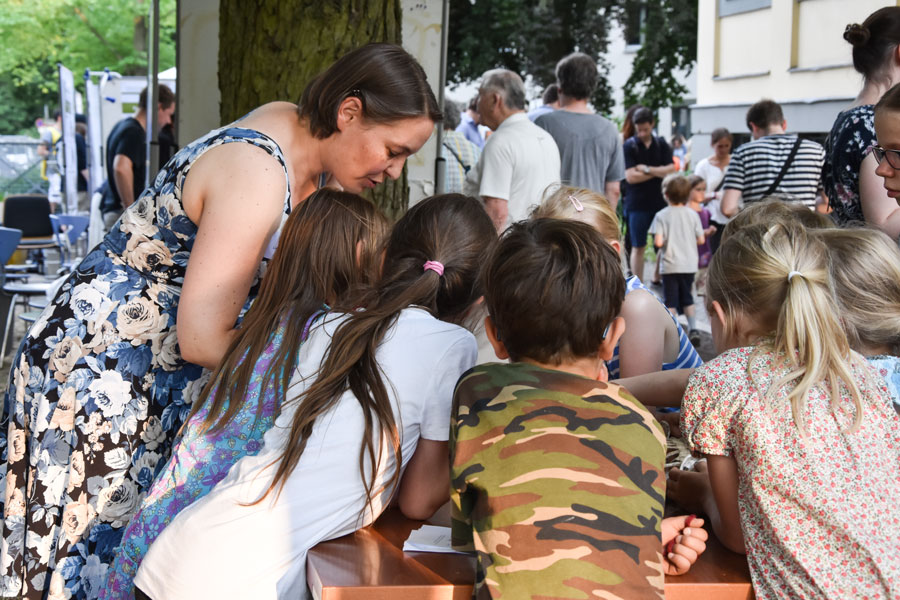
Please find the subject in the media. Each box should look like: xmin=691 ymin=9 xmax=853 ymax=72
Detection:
xmin=662 ymin=174 xmax=691 ymax=205
xmin=746 ymin=99 xmax=783 ymax=130
xmin=482 ymin=218 xmax=624 ymax=365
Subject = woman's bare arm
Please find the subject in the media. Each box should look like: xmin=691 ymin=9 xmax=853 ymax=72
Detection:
xmin=176 ymin=143 xmax=288 ymax=369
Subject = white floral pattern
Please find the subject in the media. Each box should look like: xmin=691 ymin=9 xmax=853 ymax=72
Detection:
xmin=0 ymin=127 xmax=291 ymax=599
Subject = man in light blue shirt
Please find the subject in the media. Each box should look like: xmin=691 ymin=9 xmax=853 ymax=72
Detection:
xmin=455 ymin=95 xmax=485 ymax=148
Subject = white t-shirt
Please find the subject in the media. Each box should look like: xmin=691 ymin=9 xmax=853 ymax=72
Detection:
xmin=135 ymin=307 xmax=477 ymax=600
xmin=465 ymin=112 xmax=561 ymax=228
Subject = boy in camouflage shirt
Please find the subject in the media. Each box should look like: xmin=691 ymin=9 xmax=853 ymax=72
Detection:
xmin=450 ymin=219 xmax=707 ymax=599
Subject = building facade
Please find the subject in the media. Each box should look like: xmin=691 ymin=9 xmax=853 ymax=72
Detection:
xmin=691 ymin=0 xmax=897 ymax=164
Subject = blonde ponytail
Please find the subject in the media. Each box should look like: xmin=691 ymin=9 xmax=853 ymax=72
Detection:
xmin=707 ymin=222 xmax=866 ymax=434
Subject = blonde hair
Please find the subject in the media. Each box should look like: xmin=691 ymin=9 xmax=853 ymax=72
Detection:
xmin=707 ymin=222 xmax=865 ymax=434
xmin=816 ymin=227 xmax=900 ymax=355
xmin=722 ymin=199 xmax=833 ymax=243
xmin=662 ymin=173 xmax=691 ymax=205
xmin=532 ymin=185 xmax=620 ymax=242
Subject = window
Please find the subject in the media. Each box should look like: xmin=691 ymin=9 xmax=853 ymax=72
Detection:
xmin=718 ymin=0 xmax=771 ymax=18
xmin=624 ymin=2 xmax=646 ymax=48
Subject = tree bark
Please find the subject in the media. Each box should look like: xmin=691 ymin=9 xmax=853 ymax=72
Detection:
xmin=218 ymin=0 xmax=408 ymax=218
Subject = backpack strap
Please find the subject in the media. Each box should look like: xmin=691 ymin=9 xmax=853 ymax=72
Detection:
xmin=763 ymin=136 xmax=803 ymax=197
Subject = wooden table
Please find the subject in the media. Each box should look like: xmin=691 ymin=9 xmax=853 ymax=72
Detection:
xmin=307 ymin=506 xmax=754 ymax=600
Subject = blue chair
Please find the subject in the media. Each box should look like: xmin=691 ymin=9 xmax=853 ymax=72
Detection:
xmin=0 ymin=227 xmax=23 ymax=363
xmin=50 ymin=214 xmax=90 ymax=270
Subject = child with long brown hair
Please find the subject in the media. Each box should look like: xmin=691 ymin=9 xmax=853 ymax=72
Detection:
xmin=671 ymin=221 xmax=900 ymax=599
xmin=132 ymin=194 xmax=496 ymax=599
xmin=104 ymin=188 xmax=389 ymax=597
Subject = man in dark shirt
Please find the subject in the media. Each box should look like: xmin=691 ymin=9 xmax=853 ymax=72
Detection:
xmin=623 ymin=107 xmax=675 ymax=280
xmin=102 ymin=84 xmax=175 ymax=228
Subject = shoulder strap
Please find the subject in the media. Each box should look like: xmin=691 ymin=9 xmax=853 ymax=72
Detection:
xmin=442 ymin=140 xmax=471 ymax=173
xmin=764 ymin=136 xmax=803 ymax=197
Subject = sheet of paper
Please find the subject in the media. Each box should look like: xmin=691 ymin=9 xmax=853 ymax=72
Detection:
xmin=402 ymin=524 xmax=469 ymax=555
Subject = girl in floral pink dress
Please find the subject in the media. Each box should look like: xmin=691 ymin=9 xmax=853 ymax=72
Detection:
xmin=676 ymin=221 xmax=900 ymax=599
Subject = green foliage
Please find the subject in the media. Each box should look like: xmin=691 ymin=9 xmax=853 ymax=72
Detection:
xmin=447 ymin=0 xmax=698 ymax=116
xmin=448 ymin=0 xmax=619 ymax=114
xmin=621 ymin=0 xmax=698 ymax=111
xmin=0 ymin=0 xmax=176 ymax=134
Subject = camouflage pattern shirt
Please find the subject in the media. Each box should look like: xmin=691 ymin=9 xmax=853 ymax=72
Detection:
xmin=450 ymin=362 xmax=667 ymax=600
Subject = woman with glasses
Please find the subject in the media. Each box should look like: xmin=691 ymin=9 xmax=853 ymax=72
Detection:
xmin=823 ymin=8 xmax=900 ymax=236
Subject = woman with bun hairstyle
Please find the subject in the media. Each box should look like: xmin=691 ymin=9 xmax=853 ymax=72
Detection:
xmin=824 ymin=7 xmax=900 ymax=235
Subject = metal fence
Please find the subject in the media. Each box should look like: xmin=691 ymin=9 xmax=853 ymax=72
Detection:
xmin=0 ymin=136 xmax=49 ymax=198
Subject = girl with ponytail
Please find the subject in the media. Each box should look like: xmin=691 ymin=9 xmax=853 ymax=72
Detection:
xmin=132 ymin=194 xmax=496 ymax=600
xmin=669 ymin=222 xmax=900 ymax=600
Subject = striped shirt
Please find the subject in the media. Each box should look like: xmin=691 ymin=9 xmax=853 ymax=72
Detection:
xmin=606 ymin=275 xmax=703 ymax=379
xmin=722 ymin=134 xmax=825 ymax=208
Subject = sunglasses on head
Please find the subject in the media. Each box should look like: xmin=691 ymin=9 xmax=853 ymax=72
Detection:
xmin=872 ymin=145 xmax=900 ymax=169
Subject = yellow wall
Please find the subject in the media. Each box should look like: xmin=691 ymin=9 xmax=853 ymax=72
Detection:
xmin=696 ymin=0 xmax=897 ymax=107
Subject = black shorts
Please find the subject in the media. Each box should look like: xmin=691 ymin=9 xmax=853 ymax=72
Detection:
xmin=662 ymin=273 xmax=695 ymax=314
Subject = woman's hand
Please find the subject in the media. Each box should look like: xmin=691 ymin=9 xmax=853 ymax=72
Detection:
xmin=661 ymin=515 xmax=708 ymax=575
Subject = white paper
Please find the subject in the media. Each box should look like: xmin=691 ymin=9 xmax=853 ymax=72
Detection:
xmin=402 ymin=524 xmax=469 ymax=555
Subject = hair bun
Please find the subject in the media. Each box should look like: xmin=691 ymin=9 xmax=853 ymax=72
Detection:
xmin=844 ymin=23 xmax=871 ymax=46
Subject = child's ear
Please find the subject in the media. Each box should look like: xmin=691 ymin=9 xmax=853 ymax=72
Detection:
xmin=608 ymin=239 xmax=622 ymax=254
xmin=710 ymin=300 xmax=727 ymax=331
xmin=484 ymin=315 xmax=509 ymax=361
xmin=597 ymin=316 xmax=625 ymax=361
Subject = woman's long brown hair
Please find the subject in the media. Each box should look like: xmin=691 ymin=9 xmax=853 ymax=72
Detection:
xmin=260 ymin=194 xmax=496 ymax=511
xmin=191 ymin=188 xmax=388 ymax=434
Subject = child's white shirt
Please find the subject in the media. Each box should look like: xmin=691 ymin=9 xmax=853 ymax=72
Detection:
xmin=135 ymin=307 xmax=476 ymax=599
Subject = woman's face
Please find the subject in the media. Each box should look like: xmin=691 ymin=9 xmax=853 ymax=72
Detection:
xmin=874 ymin=109 xmax=900 ymax=200
xmin=712 ymin=137 xmax=731 ymax=160
xmin=327 ymin=111 xmax=435 ymax=194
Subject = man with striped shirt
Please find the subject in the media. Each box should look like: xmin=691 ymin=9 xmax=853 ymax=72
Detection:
xmin=721 ymin=99 xmax=826 ymax=217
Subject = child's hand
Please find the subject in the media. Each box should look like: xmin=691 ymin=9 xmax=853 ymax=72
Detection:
xmin=705 ymin=225 xmax=717 ymax=236
xmin=666 ymin=461 xmax=712 ymax=514
xmin=661 ymin=515 xmax=708 ymax=575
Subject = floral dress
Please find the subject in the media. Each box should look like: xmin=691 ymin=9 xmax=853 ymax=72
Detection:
xmin=822 ymin=105 xmax=874 ymax=226
xmin=0 ymin=127 xmax=292 ymax=600
xmin=682 ymin=343 xmax=900 ymax=599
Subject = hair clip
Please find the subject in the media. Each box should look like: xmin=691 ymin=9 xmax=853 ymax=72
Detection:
xmin=601 ymin=322 xmax=610 ymax=339
xmin=568 ymin=194 xmax=584 ymax=212
xmin=423 ymin=260 xmax=444 ymax=276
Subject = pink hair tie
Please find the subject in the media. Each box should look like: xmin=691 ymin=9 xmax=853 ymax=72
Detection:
xmin=423 ymin=260 xmax=445 ymax=276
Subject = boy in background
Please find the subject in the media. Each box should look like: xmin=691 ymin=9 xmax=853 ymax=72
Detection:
xmin=450 ymin=218 xmax=707 ymax=600
xmin=650 ymin=174 xmax=706 ymax=346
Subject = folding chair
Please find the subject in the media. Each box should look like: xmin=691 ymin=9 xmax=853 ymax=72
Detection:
xmin=2 ymin=194 xmax=64 ymax=274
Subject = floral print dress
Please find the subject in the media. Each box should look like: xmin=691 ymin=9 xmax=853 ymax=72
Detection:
xmin=822 ymin=105 xmax=874 ymax=226
xmin=681 ymin=343 xmax=900 ymax=599
xmin=0 ymin=127 xmax=292 ymax=600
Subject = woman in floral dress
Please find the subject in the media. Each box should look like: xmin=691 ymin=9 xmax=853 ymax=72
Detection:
xmin=824 ymin=8 xmax=900 ymax=236
xmin=0 ymin=43 xmax=440 ymax=600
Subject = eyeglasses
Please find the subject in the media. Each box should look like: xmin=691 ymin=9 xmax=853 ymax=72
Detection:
xmin=872 ymin=145 xmax=900 ymax=169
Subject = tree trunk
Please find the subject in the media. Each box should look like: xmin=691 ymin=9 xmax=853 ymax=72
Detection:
xmin=218 ymin=0 xmax=408 ymax=218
